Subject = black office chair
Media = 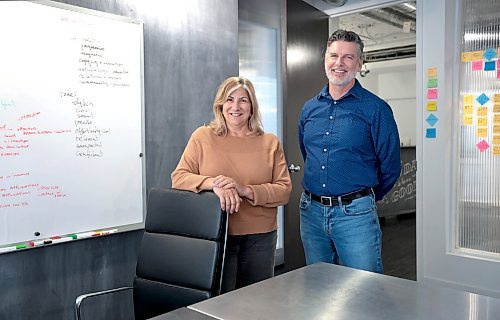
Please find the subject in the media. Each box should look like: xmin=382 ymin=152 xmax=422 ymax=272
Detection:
xmin=75 ymin=188 xmax=227 ymax=320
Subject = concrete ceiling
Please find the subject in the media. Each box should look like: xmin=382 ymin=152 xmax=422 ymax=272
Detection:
xmin=303 ymin=0 xmax=417 ymax=53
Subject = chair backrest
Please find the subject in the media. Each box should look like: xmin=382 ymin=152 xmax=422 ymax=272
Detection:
xmin=133 ymin=188 xmax=227 ymax=320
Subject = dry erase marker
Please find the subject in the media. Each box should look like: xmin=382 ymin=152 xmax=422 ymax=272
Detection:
xmin=51 ymin=237 xmax=74 ymax=244
xmin=99 ymin=229 xmax=118 ymax=236
xmin=75 ymin=231 xmax=96 ymax=239
xmin=0 ymin=246 xmax=17 ymax=253
xmin=28 ymin=240 xmax=46 ymax=247
xmin=16 ymin=243 xmax=27 ymax=249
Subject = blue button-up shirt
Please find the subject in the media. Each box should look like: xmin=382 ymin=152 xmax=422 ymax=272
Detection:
xmin=298 ymin=80 xmax=401 ymax=201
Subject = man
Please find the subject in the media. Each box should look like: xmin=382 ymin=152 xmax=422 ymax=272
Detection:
xmin=298 ymin=29 xmax=400 ymax=273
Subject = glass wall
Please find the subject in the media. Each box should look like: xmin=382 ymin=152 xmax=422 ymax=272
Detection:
xmin=458 ymin=0 xmax=500 ymax=254
xmin=239 ymin=20 xmax=284 ymax=263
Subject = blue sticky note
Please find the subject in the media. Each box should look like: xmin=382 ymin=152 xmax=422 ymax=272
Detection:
xmin=484 ymin=61 xmax=495 ymax=71
xmin=483 ymin=48 xmax=497 ymax=61
xmin=426 ymin=128 xmax=436 ymax=139
xmin=476 ymin=93 xmax=490 ymax=105
xmin=426 ymin=114 xmax=439 ymax=127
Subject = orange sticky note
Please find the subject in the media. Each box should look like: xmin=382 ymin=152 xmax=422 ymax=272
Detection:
xmin=471 ymin=51 xmax=484 ymax=60
xmin=426 ymin=101 xmax=437 ymax=111
xmin=494 ymin=103 xmax=500 ymax=113
xmin=477 ymin=127 xmax=488 ymax=137
xmin=494 ymin=114 xmax=500 ymax=123
xmin=472 ymin=60 xmax=483 ymax=71
xmin=461 ymin=52 xmax=473 ymax=62
xmin=427 ymin=88 xmax=438 ymax=99
xmin=494 ymin=125 xmax=500 ymax=134
xmin=477 ymin=107 xmax=488 ymax=116
xmin=427 ymin=67 xmax=438 ymax=77
xmin=463 ymin=95 xmax=474 ymax=105
xmin=463 ymin=115 xmax=473 ymax=125
xmin=493 ymin=135 xmax=500 ymax=145
xmin=477 ymin=117 xmax=488 ymax=126
xmin=493 ymin=145 xmax=500 ymax=155
xmin=495 ymin=94 xmax=500 ymax=104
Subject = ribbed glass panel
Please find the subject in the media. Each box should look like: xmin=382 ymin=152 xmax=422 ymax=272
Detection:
xmin=458 ymin=0 xmax=500 ymax=254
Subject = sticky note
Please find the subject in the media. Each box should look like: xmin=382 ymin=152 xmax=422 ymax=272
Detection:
xmin=426 ymin=128 xmax=436 ymax=138
xmin=463 ymin=115 xmax=473 ymax=125
xmin=493 ymin=135 xmax=500 ymax=145
xmin=477 ymin=117 xmax=488 ymax=126
xmin=427 ymin=101 xmax=438 ymax=111
xmin=494 ymin=125 xmax=500 ymax=134
xmin=477 ymin=106 xmax=488 ymax=116
xmin=476 ymin=93 xmax=490 ymax=105
xmin=494 ymin=114 xmax=500 ymax=123
xmin=471 ymin=51 xmax=484 ymax=60
xmin=498 ymin=69 xmax=500 ymax=80
xmin=427 ymin=88 xmax=438 ymax=99
xmin=427 ymin=78 xmax=438 ymax=88
xmin=461 ymin=52 xmax=473 ymax=62
xmin=472 ymin=60 xmax=483 ymax=71
xmin=476 ymin=140 xmax=490 ymax=152
xmin=495 ymin=94 xmax=500 ymax=104
xmin=483 ymin=48 xmax=497 ymax=61
xmin=485 ymin=61 xmax=495 ymax=71
xmin=427 ymin=67 xmax=438 ymax=77
xmin=494 ymin=103 xmax=500 ymax=113
xmin=426 ymin=114 xmax=439 ymax=126
xmin=463 ymin=95 xmax=474 ymax=105
xmin=494 ymin=146 xmax=500 ymax=156
xmin=476 ymin=127 xmax=488 ymax=138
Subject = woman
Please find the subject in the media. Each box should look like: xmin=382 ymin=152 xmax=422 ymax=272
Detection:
xmin=171 ymin=76 xmax=292 ymax=292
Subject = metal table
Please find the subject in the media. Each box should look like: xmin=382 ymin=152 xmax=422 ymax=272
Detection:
xmin=149 ymin=307 xmax=216 ymax=320
xmin=188 ymin=262 xmax=500 ymax=320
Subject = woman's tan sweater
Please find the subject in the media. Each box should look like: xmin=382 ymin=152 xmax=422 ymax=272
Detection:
xmin=171 ymin=126 xmax=292 ymax=235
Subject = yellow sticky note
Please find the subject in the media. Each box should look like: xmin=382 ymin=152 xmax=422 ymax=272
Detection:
xmin=494 ymin=103 xmax=500 ymax=113
xmin=477 ymin=117 xmax=488 ymax=126
xmin=494 ymin=125 xmax=500 ymax=134
xmin=427 ymin=101 xmax=437 ymax=111
xmin=477 ymin=127 xmax=488 ymax=137
xmin=493 ymin=135 xmax=500 ymax=145
xmin=477 ymin=107 xmax=488 ymax=116
xmin=471 ymin=51 xmax=484 ymax=60
xmin=494 ymin=114 xmax=500 ymax=123
xmin=463 ymin=95 xmax=474 ymax=105
xmin=494 ymin=94 xmax=500 ymax=104
xmin=494 ymin=145 xmax=500 ymax=155
xmin=461 ymin=52 xmax=474 ymax=62
xmin=463 ymin=115 xmax=473 ymax=125
xmin=427 ymin=67 xmax=438 ymax=77
xmin=463 ymin=105 xmax=473 ymax=115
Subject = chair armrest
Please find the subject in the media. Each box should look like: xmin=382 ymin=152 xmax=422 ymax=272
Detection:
xmin=74 ymin=286 xmax=133 ymax=320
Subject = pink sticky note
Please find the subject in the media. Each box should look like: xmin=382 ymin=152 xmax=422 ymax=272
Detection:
xmin=472 ymin=60 xmax=483 ymax=71
xmin=498 ymin=68 xmax=500 ymax=80
xmin=427 ymin=88 xmax=438 ymax=99
xmin=476 ymin=140 xmax=490 ymax=152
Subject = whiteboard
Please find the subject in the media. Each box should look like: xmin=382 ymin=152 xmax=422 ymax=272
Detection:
xmin=0 ymin=1 xmax=145 ymax=247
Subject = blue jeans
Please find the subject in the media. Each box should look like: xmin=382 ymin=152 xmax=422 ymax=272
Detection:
xmin=299 ymin=191 xmax=383 ymax=273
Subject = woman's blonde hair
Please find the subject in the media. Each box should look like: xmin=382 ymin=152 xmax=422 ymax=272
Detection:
xmin=209 ymin=76 xmax=264 ymax=136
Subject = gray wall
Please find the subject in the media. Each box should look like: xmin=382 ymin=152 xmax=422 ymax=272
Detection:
xmin=0 ymin=1 xmax=238 ymax=319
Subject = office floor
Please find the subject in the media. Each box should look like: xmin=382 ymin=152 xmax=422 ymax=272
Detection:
xmin=380 ymin=212 xmax=416 ymax=281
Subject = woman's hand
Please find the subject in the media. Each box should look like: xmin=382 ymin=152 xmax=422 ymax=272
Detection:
xmin=213 ymin=186 xmax=242 ymax=214
xmin=212 ymin=175 xmax=253 ymax=200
